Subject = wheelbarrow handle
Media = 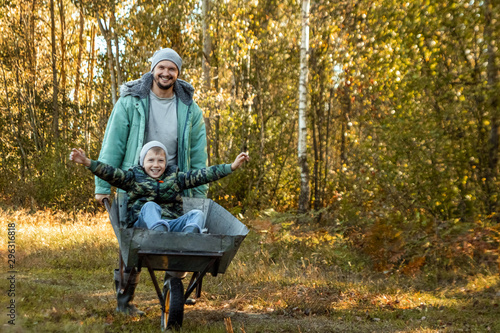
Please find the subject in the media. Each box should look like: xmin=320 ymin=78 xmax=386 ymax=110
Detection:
xmin=101 ymin=196 xmax=126 ymax=291
xmin=103 ymin=197 xmax=111 ymax=214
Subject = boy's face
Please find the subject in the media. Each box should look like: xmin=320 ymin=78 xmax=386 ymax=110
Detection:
xmin=143 ymin=150 xmax=166 ymax=179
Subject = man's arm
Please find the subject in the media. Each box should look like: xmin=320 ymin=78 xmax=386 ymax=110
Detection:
xmin=188 ymin=103 xmax=209 ymax=197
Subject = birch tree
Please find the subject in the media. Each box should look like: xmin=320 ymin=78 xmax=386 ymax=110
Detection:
xmin=298 ymin=0 xmax=310 ymax=213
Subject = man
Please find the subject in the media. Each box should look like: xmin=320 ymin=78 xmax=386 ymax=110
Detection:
xmin=95 ymin=48 xmax=208 ymax=315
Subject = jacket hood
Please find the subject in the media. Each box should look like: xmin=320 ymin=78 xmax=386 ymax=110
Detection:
xmin=120 ymin=72 xmax=195 ymax=106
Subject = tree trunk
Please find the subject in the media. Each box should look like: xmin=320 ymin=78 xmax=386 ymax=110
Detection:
xmin=204 ymin=117 xmax=211 ymax=166
xmin=1 ymin=62 xmax=27 ymax=178
xmin=97 ymin=14 xmax=117 ymax=104
xmin=214 ymin=0 xmax=220 ymax=91
xmin=12 ymin=62 xmax=29 ymax=177
xmin=310 ymin=46 xmax=326 ymax=211
xmin=298 ymin=0 xmax=310 ymax=213
xmin=202 ymin=0 xmax=213 ymax=163
xmin=111 ymin=9 xmax=122 ymax=88
xmin=202 ymin=0 xmax=212 ymax=91
xmin=324 ymin=87 xmax=334 ymax=203
xmin=85 ymin=24 xmax=96 ymax=151
xmin=312 ymin=108 xmax=319 ymax=209
xmin=340 ymin=82 xmax=351 ymax=166
xmin=58 ymin=0 xmax=67 ymax=140
xmin=74 ymin=2 xmax=84 ymax=139
xmin=28 ymin=0 xmax=41 ymax=150
xmin=484 ymin=0 xmax=499 ymax=215
xmin=240 ymin=52 xmax=252 ymax=152
xmin=215 ymin=114 xmax=220 ymax=160
xmin=50 ymin=0 xmax=59 ymax=140
xmin=241 ymin=52 xmax=251 ymax=153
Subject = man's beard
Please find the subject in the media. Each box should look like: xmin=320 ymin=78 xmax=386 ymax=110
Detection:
xmin=155 ymin=75 xmax=175 ymax=91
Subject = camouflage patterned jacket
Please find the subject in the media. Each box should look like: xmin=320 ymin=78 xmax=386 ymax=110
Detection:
xmin=89 ymin=160 xmax=232 ymax=227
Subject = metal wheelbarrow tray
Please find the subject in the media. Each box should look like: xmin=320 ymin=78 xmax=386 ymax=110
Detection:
xmin=105 ymin=197 xmax=249 ymax=330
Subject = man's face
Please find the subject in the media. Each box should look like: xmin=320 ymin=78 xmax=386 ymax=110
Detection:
xmin=143 ymin=149 xmax=167 ymax=179
xmin=152 ymin=60 xmax=179 ymax=91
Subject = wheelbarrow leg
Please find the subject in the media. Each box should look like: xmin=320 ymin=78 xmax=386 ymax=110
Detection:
xmin=180 ymin=273 xmax=199 ymax=306
xmin=184 ymin=257 xmax=218 ymax=301
xmin=142 ymin=256 xmax=164 ymax=306
xmin=187 ymin=272 xmax=203 ymax=299
xmin=196 ymin=275 xmax=203 ymax=298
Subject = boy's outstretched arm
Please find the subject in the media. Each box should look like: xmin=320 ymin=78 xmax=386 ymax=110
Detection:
xmin=69 ymin=148 xmax=135 ymax=191
xmin=176 ymin=153 xmax=250 ymax=192
xmin=70 ymin=148 xmax=91 ymax=167
xmin=231 ymin=152 xmax=250 ymax=171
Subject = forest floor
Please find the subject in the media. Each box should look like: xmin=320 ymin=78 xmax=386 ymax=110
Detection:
xmin=0 ymin=208 xmax=499 ymax=332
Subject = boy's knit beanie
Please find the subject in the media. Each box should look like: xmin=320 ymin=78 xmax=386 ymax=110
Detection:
xmin=150 ymin=48 xmax=182 ymax=73
xmin=139 ymin=141 xmax=168 ymax=167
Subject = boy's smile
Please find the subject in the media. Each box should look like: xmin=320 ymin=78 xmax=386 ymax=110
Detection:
xmin=143 ymin=150 xmax=167 ymax=179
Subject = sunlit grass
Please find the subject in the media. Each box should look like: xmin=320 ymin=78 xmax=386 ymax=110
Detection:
xmin=0 ymin=208 xmax=498 ymax=332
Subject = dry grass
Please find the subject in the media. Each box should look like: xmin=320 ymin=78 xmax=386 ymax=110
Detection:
xmin=0 ymin=208 xmax=499 ymax=332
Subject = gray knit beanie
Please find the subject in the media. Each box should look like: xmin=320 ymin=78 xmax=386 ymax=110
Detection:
xmin=139 ymin=141 xmax=168 ymax=167
xmin=150 ymin=48 xmax=182 ymax=73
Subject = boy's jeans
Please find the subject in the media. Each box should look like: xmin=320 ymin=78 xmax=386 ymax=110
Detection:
xmin=133 ymin=201 xmax=206 ymax=233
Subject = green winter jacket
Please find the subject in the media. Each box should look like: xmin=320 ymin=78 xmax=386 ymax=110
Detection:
xmin=90 ymin=160 xmax=232 ymax=227
xmin=95 ymin=72 xmax=208 ymax=198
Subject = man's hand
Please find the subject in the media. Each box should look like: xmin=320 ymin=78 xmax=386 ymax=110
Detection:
xmin=69 ymin=148 xmax=91 ymax=167
xmin=231 ymin=152 xmax=250 ymax=171
xmin=95 ymin=194 xmax=110 ymax=205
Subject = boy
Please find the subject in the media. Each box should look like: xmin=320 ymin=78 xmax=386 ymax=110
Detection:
xmin=70 ymin=141 xmax=249 ymax=233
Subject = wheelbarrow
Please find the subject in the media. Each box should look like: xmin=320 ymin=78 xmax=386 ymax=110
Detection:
xmin=104 ymin=197 xmax=249 ymax=330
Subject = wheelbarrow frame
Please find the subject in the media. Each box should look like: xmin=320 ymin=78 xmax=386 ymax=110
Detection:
xmin=104 ymin=197 xmax=249 ymax=329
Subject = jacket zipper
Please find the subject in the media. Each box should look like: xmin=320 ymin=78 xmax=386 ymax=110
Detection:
xmin=156 ymin=180 xmax=160 ymax=201
xmin=179 ymin=96 xmax=192 ymax=169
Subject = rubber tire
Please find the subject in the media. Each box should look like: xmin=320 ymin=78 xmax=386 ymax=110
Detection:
xmin=161 ymin=277 xmax=184 ymax=331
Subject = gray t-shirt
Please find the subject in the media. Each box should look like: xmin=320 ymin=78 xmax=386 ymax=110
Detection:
xmin=145 ymin=90 xmax=178 ymax=165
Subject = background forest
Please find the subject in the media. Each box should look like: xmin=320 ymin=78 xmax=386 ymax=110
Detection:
xmin=0 ymin=0 xmax=499 ymax=275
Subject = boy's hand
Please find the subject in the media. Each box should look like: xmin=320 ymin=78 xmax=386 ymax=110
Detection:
xmin=70 ymin=148 xmax=91 ymax=167
xmin=231 ymin=152 xmax=250 ymax=171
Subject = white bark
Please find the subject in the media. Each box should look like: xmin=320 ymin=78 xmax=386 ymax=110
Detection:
xmin=298 ymin=0 xmax=310 ymax=213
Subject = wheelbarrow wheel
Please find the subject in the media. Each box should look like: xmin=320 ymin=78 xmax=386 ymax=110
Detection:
xmin=161 ymin=277 xmax=184 ymax=331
